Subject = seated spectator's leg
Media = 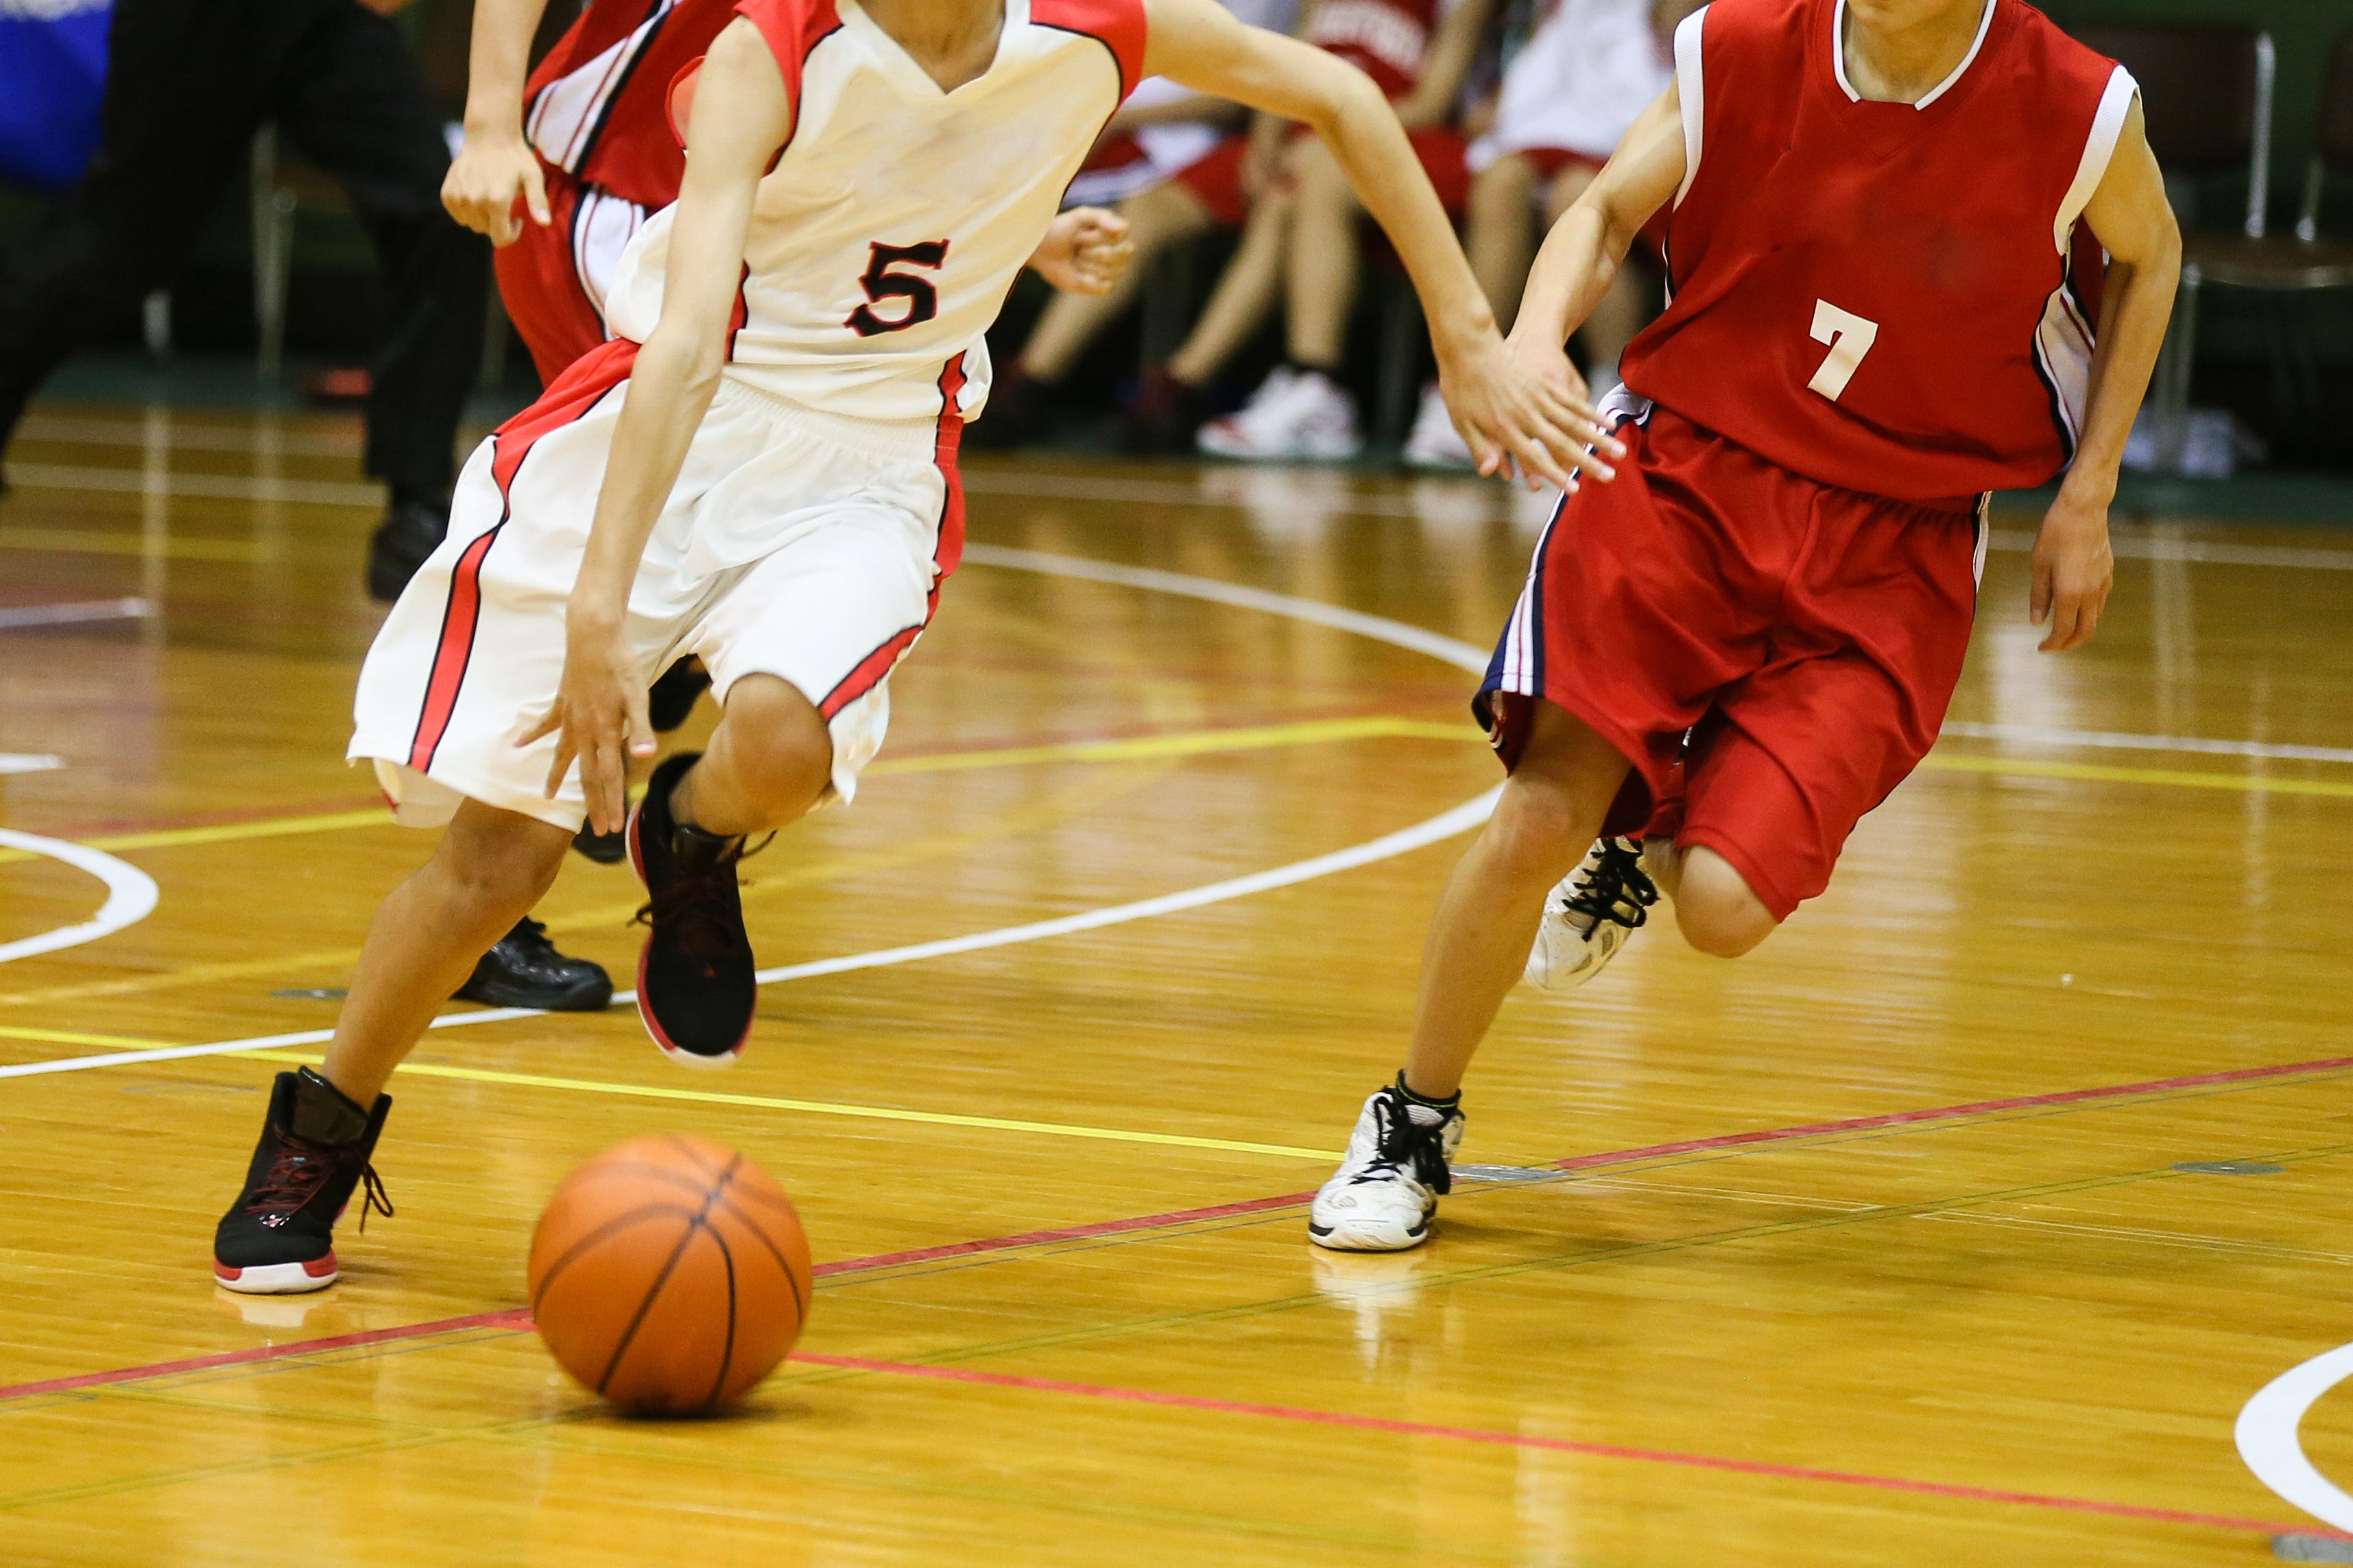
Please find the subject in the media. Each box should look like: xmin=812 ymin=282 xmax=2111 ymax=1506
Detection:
xmin=1282 ymin=136 xmax=1363 ymax=375
xmin=1466 ymin=152 xmax=1538 ymax=331
xmin=1020 ymin=180 xmax=1217 ymax=385
xmin=1543 ymin=163 xmax=1649 ymax=390
xmin=1165 ymin=189 xmax=1294 ymax=390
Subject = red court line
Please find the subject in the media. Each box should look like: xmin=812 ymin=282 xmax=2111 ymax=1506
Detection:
xmin=1547 ymin=1052 xmax=2353 ymax=1172
xmin=8 ymin=1050 xmax=2350 ymax=1406
xmin=790 ymin=1353 xmax=2328 ymax=1537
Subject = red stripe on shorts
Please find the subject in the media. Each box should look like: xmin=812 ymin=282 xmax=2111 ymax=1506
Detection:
xmin=814 ymin=354 xmax=966 ymax=722
xmin=405 ymin=338 xmax=640 ymax=773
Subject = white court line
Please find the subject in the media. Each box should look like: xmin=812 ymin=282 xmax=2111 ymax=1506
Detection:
xmin=11 ymin=460 xmax=2353 ymax=572
xmin=0 ymin=755 xmax=65 ymax=776
xmin=2238 ymin=1341 xmax=2353 ymax=1532
xmin=1939 ymin=721 xmax=2353 ymax=766
xmin=0 ymin=830 xmax=160 ymax=966
xmin=0 ymin=548 xmax=1500 ymax=1081
xmin=0 ymin=597 xmax=152 ymax=631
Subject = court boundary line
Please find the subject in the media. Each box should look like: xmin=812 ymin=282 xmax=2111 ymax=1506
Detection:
xmin=0 ymin=830 xmax=159 ymax=966
xmin=2238 ymin=1340 xmax=2353 ymax=1532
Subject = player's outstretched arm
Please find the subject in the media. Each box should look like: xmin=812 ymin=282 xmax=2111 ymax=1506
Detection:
xmin=1509 ymin=86 xmax=1681 ymax=403
xmin=1142 ymin=0 xmax=1619 ymax=488
xmin=520 ymin=19 xmax=791 ymax=832
xmin=1029 ymin=208 xmax=1135 ymax=296
xmin=2034 ymin=97 xmax=2178 ymax=653
xmin=443 ymin=0 xmax=556 ymax=245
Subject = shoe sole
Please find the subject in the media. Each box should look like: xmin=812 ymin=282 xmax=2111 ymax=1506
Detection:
xmin=625 ymin=796 xmax=750 ymax=1072
xmin=1307 ymin=1218 xmax=1431 ymax=1253
xmin=214 ymin=1255 xmax=338 ymax=1294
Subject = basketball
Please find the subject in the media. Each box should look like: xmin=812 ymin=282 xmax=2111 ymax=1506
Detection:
xmin=527 ymin=1135 xmax=812 ymax=1414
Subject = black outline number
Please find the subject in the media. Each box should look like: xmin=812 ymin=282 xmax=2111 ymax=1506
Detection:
xmin=846 ymin=240 xmax=949 ymax=338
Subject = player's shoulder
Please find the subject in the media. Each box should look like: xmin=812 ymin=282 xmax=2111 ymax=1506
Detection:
xmin=1029 ymin=0 xmax=1149 ymax=96
xmin=731 ymin=0 xmax=848 ymax=75
xmin=1687 ymin=0 xmax=1813 ymax=57
xmin=1991 ymin=0 xmax=2125 ymax=99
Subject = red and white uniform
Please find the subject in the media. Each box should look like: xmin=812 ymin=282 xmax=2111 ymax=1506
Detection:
xmin=497 ymin=0 xmax=738 ymax=381
xmin=1480 ymin=0 xmax=2135 ymax=919
xmin=1298 ymin=0 xmax=1471 ymax=210
xmin=353 ymin=0 xmax=1143 ymax=832
xmin=1468 ymin=0 xmax=1671 ymax=179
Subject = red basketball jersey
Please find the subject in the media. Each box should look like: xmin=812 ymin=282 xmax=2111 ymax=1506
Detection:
xmin=524 ymin=0 xmax=737 ymax=210
xmin=1306 ymin=0 xmax=1446 ymax=99
xmin=1619 ymin=0 xmax=2138 ymax=501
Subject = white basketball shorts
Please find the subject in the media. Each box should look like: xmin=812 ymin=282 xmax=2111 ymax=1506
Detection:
xmin=350 ymin=347 xmax=963 ymax=832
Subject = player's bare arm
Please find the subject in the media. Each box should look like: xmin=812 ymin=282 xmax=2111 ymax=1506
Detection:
xmin=521 ymin=18 xmax=790 ymax=832
xmin=1143 ymin=0 xmax=1619 ymax=488
xmin=1509 ymin=84 xmax=1682 ymax=406
xmin=2033 ymin=97 xmax=2177 ymax=653
xmin=442 ymin=0 xmax=555 ymax=245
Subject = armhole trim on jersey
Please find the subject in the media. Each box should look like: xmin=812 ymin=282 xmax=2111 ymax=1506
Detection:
xmin=2051 ymin=65 xmax=2138 ymax=254
xmin=1671 ymin=5 xmax=1705 ymax=208
xmin=730 ymin=0 xmax=841 ymax=152
xmin=1029 ymin=0 xmax=1149 ymax=99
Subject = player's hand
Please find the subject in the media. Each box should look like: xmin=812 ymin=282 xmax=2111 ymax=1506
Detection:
xmin=521 ymin=614 xmax=656 ymax=834
xmin=442 ymin=131 xmax=550 ymax=248
xmin=2030 ymin=490 xmax=2114 ymax=652
xmin=1029 ymin=208 xmax=1133 ymax=296
xmin=1436 ymin=328 xmax=1624 ymax=491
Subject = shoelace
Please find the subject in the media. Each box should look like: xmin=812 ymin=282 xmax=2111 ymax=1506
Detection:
xmin=1561 ymin=836 xmax=1659 ymax=932
xmin=507 ymin=916 xmax=560 ymax=960
xmin=1351 ymin=1096 xmax=1454 ymax=1196
xmin=634 ymin=834 xmax=772 ymax=970
xmin=245 ymin=1135 xmax=396 ymax=1232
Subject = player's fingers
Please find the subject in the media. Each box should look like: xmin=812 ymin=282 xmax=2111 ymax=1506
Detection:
xmin=625 ymin=686 xmax=657 ymax=758
xmin=2029 ymin=561 xmax=2053 ymax=625
xmin=1464 ymin=422 xmax=1507 ymax=480
xmin=517 ymin=705 xmax=560 ymax=747
xmin=2038 ymin=590 xmax=2082 ymax=652
xmin=1533 ymin=386 xmax=1623 ymax=459
xmin=545 ymin=732 xmax=578 ymax=799
xmin=1505 ymin=424 xmax=1578 ymax=494
xmin=523 ymin=162 xmax=552 ymax=227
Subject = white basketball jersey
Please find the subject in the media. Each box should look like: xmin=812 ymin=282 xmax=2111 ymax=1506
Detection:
xmin=604 ymin=0 xmax=1145 ymax=426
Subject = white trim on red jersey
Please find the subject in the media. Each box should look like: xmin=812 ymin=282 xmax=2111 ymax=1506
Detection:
xmin=2031 ymin=65 xmax=2137 ymax=455
xmin=1829 ymin=0 xmax=1995 ymax=110
xmin=1671 ymin=6 xmax=1704 ymax=208
xmin=2052 ymin=65 xmax=2138 ymax=254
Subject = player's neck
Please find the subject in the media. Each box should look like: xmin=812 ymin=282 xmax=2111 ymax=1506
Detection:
xmin=863 ymin=0 xmax=1009 ymax=93
xmin=1839 ymin=0 xmax=1989 ymax=105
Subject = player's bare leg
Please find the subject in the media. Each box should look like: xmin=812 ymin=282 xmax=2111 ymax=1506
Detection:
xmin=215 ymin=800 xmax=572 ymax=1292
xmin=1636 ymin=838 xmax=1776 ymax=958
xmin=1022 ymin=182 xmax=1215 ymax=385
xmin=1466 ymin=151 xmax=1538 ymax=328
xmin=1311 ymin=700 xmax=1629 ymax=1251
xmin=1164 ymin=189 xmax=1291 ymax=389
xmin=629 ymin=674 xmax=833 ymax=1068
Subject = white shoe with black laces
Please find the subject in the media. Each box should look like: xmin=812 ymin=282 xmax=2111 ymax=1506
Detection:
xmin=1525 ymin=836 xmax=1658 ymax=990
xmin=1309 ymin=1083 xmax=1465 ymax=1252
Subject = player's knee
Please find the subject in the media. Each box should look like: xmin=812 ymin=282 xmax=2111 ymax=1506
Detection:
xmin=432 ymin=806 xmax=569 ymax=916
xmin=1488 ymin=773 xmax=1597 ymax=886
xmin=716 ymin=675 xmax=833 ymax=821
xmin=1671 ymin=849 xmax=1777 ymax=958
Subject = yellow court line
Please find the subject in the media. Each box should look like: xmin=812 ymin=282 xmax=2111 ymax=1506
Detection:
xmin=1918 ymin=752 xmax=2353 ymax=798
xmin=0 ymin=718 xmax=1481 ymax=865
xmin=235 ymin=1052 xmax=1344 ymax=1160
xmin=0 ymin=527 xmax=265 ymax=563
xmin=0 ymin=1024 xmax=163 ymax=1051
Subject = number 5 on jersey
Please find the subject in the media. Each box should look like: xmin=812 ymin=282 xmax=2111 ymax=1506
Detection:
xmin=847 ymin=240 xmax=950 ymax=338
xmin=1806 ymin=300 xmax=1879 ymax=402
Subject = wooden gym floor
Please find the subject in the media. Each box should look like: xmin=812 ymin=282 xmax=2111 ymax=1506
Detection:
xmin=3 ymin=401 xmax=2352 ymax=1567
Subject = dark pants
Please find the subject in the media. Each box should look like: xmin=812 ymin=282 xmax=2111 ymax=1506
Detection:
xmin=0 ymin=0 xmax=486 ymax=500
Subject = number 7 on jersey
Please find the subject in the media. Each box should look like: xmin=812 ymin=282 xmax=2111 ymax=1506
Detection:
xmin=1806 ymin=300 xmax=1880 ymax=402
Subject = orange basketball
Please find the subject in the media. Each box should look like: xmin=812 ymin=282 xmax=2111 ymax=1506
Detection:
xmin=527 ymin=1134 xmax=812 ymax=1414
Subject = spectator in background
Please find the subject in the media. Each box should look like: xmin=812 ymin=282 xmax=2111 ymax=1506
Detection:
xmin=971 ymin=0 xmax=1298 ymax=451
xmin=1405 ymin=0 xmax=1691 ymax=466
xmin=1140 ymin=0 xmax=1496 ymax=460
xmin=0 ymin=0 xmax=488 ymax=600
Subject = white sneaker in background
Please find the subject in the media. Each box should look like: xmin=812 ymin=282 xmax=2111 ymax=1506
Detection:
xmin=1197 ymin=367 xmax=1363 ymax=461
xmin=1524 ymin=836 xmax=1658 ymax=990
xmin=1402 ymin=382 xmax=1475 ymax=470
xmin=1309 ymin=1083 xmax=1464 ymax=1252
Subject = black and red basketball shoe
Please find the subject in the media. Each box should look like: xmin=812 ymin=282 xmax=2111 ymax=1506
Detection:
xmin=214 ymin=1068 xmax=393 ymax=1294
xmin=627 ymin=753 xmax=758 ymax=1068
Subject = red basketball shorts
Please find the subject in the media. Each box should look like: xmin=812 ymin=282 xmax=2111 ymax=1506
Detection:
xmin=1477 ymin=398 xmax=1987 ymax=921
xmin=492 ymin=162 xmax=646 ymax=386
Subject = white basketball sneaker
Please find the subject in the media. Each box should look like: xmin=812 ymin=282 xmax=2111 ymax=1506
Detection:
xmin=1309 ymin=1083 xmax=1465 ymax=1252
xmin=1197 ymin=366 xmax=1363 ymax=460
xmin=1524 ymin=836 xmax=1659 ymax=990
xmin=1401 ymin=383 xmax=1474 ymax=469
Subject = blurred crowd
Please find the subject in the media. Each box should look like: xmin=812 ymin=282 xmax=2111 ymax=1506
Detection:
xmin=971 ymin=0 xmax=1704 ymax=466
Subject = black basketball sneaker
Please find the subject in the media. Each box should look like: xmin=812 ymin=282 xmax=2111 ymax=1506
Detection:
xmin=627 ymin=753 xmax=758 ymax=1068
xmin=214 ymin=1068 xmax=393 ymax=1294
xmin=573 ymin=660 xmax=715 ymax=865
xmin=453 ymin=917 xmax=612 ymax=1011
